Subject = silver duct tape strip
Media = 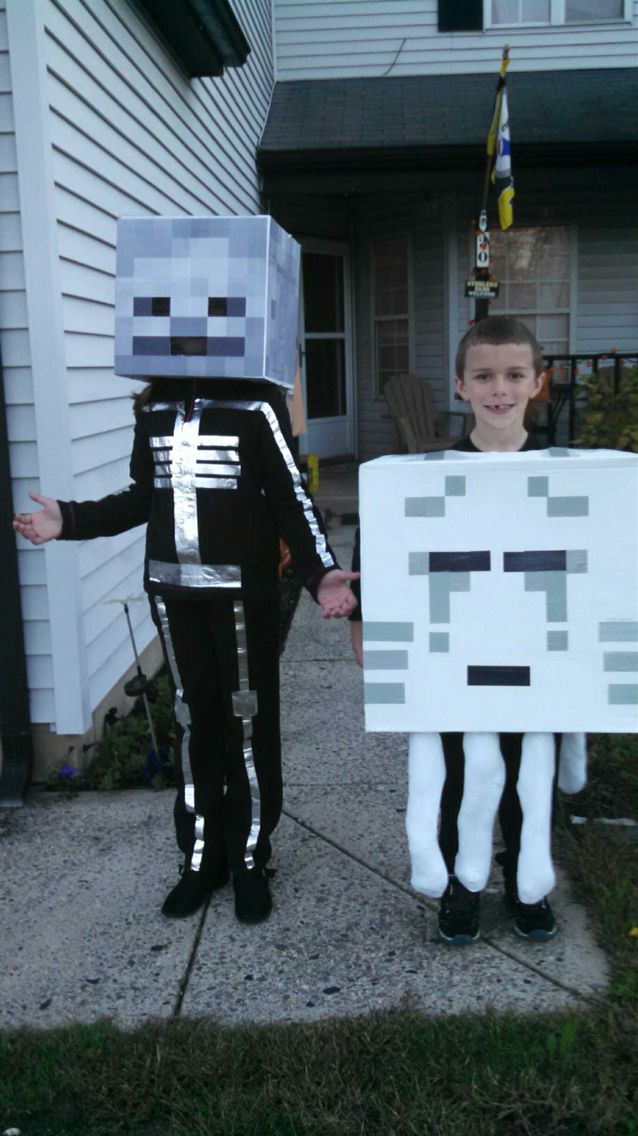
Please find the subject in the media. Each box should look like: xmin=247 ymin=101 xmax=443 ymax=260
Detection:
xmin=198 ymin=434 xmax=240 ymax=446
xmin=196 ymin=477 xmax=238 ymax=490
xmin=153 ymin=462 xmax=171 ymax=477
xmin=191 ymin=815 xmax=205 ymax=872
xmin=141 ymin=403 xmax=181 ymax=414
xmin=197 ymin=401 xmax=262 ymax=412
xmin=196 ymin=449 xmax=239 ymax=463
xmin=154 ymin=478 xmax=172 ymax=489
xmin=232 ymin=600 xmax=261 ymax=871
xmin=260 ymin=402 xmax=335 ymax=569
xmin=232 ymin=690 xmax=258 ymax=717
xmin=172 ymin=402 xmax=202 ymax=566
xmin=195 ymin=462 xmax=241 ymax=477
xmin=150 ymin=437 xmax=175 ymax=450
xmin=152 ymin=597 xmax=195 ymax=812
xmin=148 ymin=560 xmax=242 ymax=589
xmin=233 ymin=600 xmax=250 ymax=690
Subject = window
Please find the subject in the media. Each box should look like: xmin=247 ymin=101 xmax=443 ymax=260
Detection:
xmin=487 ymin=0 xmax=626 ymax=24
xmin=372 ymin=237 xmax=411 ymax=396
xmin=302 ymin=252 xmax=347 ymax=419
xmin=438 ymin=1 xmax=483 ymax=31
xmin=487 ymin=227 xmax=571 ymax=356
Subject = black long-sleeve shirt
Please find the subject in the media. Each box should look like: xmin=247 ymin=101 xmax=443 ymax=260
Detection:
xmin=59 ymin=380 xmax=337 ymax=600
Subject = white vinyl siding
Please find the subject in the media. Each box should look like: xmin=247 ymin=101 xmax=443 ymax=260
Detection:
xmin=0 ymin=0 xmax=56 ymax=725
xmin=273 ymin=0 xmax=638 ymax=80
xmin=5 ymin=0 xmax=273 ymax=733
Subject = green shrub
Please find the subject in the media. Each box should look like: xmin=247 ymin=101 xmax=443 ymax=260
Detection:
xmin=577 ymin=366 xmax=638 ymax=451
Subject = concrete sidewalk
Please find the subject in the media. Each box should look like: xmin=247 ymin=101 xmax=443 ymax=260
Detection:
xmin=0 ymin=475 xmax=609 ymax=1029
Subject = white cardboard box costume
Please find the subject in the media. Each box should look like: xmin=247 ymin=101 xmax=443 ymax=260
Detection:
xmin=360 ymin=449 xmax=638 ymax=901
xmin=114 ymin=215 xmax=300 ymax=387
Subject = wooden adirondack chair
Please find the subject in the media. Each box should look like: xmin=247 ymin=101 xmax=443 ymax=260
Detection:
xmin=383 ymin=373 xmax=472 ymax=453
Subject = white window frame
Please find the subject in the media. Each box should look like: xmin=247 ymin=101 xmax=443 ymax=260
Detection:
xmin=478 ymin=224 xmax=576 ymax=355
xmin=485 ymin=0 xmax=631 ymax=27
xmin=370 ymin=233 xmax=415 ymax=400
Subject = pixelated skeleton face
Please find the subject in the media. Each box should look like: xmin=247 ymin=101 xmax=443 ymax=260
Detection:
xmin=360 ymin=449 xmax=638 ymax=733
xmin=114 ymin=216 xmax=300 ymax=386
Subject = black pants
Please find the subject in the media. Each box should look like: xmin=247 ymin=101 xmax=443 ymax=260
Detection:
xmin=150 ymin=589 xmax=282 ymax=874
xmin=438 ymin=732 xmax=559 ymax=879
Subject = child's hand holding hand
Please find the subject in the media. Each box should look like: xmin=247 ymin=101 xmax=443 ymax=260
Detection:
xmin=317 ymin=569 xmax=360 ymax=618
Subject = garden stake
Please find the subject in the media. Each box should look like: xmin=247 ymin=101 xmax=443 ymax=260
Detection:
xmin=110 ymin=597 xmax=159 ymax=756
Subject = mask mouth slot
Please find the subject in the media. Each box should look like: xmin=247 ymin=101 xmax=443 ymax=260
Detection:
xmin=467 ymin=666 xmax=530 ymax=686
xmin=170 ymin=336 xmax=206 ymax=356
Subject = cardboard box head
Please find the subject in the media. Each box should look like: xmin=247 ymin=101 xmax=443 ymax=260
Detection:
xmin=360 ymin=448 xmax=638 ymax=734
xmin=114 ymin=215 xmax=300 ymax=386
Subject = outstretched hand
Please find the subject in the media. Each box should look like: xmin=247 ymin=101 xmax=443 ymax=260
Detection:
xmin=317 ymin=569 xmax=360 ymax=618
xmin=13 ymin=492 xmax=63 ymax=545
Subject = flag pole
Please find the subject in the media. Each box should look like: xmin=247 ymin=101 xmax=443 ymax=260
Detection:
xmin=473 ymin=44 xmax=510 ymax=323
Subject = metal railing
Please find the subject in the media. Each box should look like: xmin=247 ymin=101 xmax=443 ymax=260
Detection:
xmin=538 ymin=352 xmax=638 ymax=445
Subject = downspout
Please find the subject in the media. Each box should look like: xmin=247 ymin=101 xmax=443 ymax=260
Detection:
xmin=0 ymin=344 xmax=33 ymax=805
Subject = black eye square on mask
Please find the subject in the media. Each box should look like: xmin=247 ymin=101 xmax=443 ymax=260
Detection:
xmin=208 ymin=297 xmax=247 ymax=317
xmin=133 ymin=297 xmax=171 ymax=316
xmin=504 ymin=551 xmax=567 ymax=572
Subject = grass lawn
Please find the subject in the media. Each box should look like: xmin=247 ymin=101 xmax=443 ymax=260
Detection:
xmin=2 ymin=736 xmax=637 ymax=1136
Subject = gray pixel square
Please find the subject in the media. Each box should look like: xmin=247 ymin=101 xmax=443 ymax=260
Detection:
xmin=114 ymin=215 xmax=300 ymax=386
xmin=405 ymin=497 xmax=445 ymax=517
xmin=528 ymin=476 xmax=549 ymax=497
xmin=445 ymin=476 xmax=466 ymax=496
xmin=547 ymin=631 xmax=568 ymax=651
xmin=409 ymin=552 xmax=429 ymax=575
xmin=430 ymin=632 xmax=450 ymax=652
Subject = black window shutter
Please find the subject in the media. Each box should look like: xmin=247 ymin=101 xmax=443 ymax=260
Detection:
xmin=438 ymin=1 xmax=483 ymax=32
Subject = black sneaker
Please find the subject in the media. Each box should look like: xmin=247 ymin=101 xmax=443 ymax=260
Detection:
xmin=162 ymin=861 xmax=229 ymax=918
xmin=504 ymin=892 xmax=557 ymax=941
xmin=233 ymin=867 xmax=272 ymax=924
xmin=438 ymin=877 xmax=480 ymax=944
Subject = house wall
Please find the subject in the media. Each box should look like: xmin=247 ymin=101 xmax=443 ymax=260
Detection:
xmin=0 ymin=0 xmax=52 ymax=726
xmin=273 ymin=0 xmax=638 ymax=80
xmin=4 ymin=0 xmax=274 ymax=764
xmin=340 ymin=171 xmax=638 ymax=462
xmin=450 ymin=171 xmax=638 ymax=366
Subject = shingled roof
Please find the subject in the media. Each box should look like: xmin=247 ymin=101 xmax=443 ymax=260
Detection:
xmin=259 ymin=68 xmax=638 ymax=171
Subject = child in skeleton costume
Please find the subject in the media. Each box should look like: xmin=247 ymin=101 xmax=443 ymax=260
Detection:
xmin=349 ymin=317 xmax=614 ymax=945
xmin=13 ymin=216 xmax=358 ymax=923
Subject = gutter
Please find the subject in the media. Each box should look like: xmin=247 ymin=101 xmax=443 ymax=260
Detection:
xmin=0 ymin=344 xmax=33 ymax=805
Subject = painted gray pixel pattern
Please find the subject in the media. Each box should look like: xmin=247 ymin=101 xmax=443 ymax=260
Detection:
xmin=599 ymin=621 xmax=638 ymax=705
xmin=364 ymin=470 xmax=613 ymax=704
xmin=114 ymin=216 xmax=299 ymax=386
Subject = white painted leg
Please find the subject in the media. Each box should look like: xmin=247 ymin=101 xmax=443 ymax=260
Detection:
xmin=455 ymin=733 xmax=505 ymax=893
xmin=516 ymin=732 xmax=556 ymax=904
xmin=406 ymin=732 xmax=449 ymax=897
xmin=558 ymin=732 xmax=587 ymax=795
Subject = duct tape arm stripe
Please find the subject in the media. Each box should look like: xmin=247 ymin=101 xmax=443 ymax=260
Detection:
xmin=255 ymin=394 xmax=337 ymax=595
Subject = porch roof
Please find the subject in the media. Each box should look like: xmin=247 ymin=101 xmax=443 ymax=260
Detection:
xmin=258 ymin=68 xmax=638 ymax=180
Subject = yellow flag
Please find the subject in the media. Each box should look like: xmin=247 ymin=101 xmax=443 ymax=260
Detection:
xmin=487 ymin=55 xmax=514 ymax=230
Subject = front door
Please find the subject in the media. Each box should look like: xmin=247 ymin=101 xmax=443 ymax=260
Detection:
xmin=298 ymin=243 xmax=354 ymax=459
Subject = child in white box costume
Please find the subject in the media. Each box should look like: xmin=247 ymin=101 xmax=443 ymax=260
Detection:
xmin=351 ymin=317 xmax=637 ymax=944
xmin=14 ymin=216 xmax=358 ymax=924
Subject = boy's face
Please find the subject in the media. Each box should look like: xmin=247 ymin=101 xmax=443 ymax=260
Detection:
xmin=455 ymin=342 xmax=542 ymax=434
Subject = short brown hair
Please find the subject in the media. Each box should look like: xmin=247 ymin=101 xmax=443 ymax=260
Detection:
xmin=455 ymin=316 xmax=545 ymax=379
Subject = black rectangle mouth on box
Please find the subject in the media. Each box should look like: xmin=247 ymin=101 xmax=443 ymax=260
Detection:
xmin=467 ymin=666 xmax=530 ymax=686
